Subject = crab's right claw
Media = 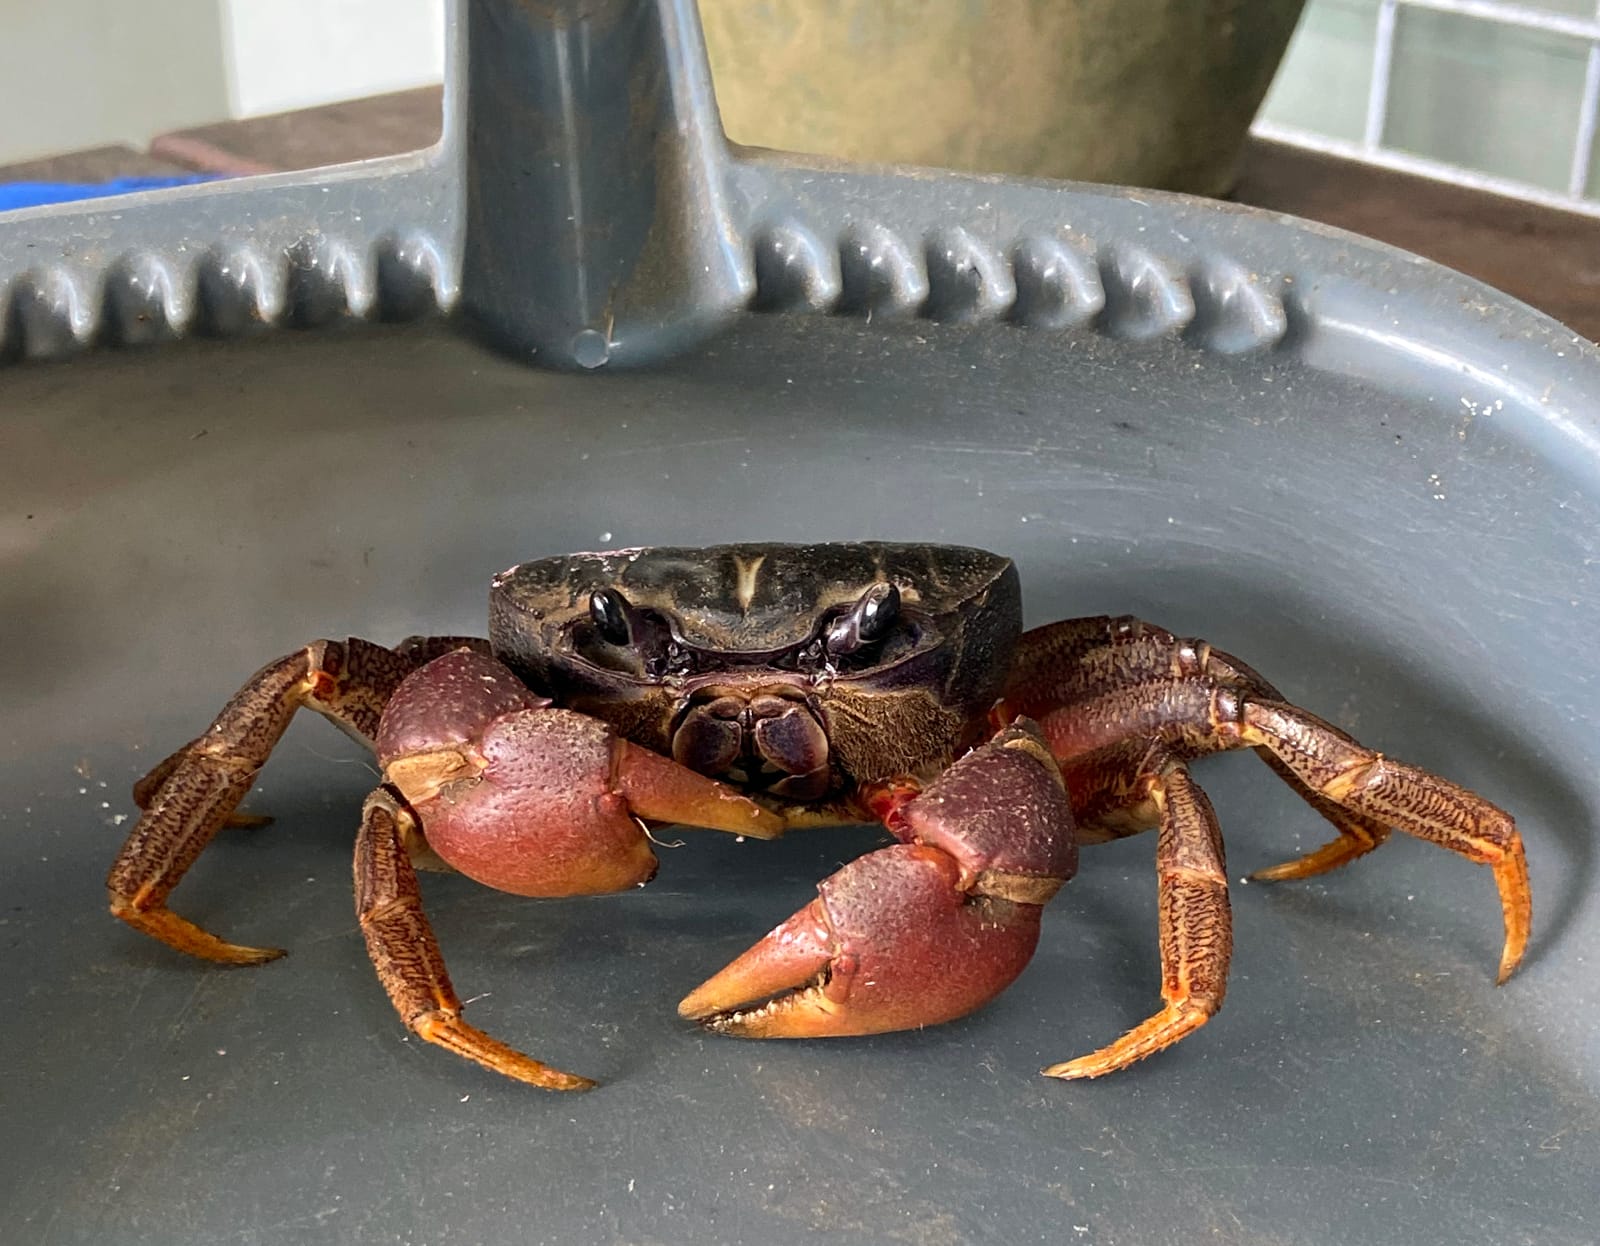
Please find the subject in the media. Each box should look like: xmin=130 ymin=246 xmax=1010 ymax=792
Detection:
xmin=678 ymin=841 xmax=1046 ymax=1037
xmin=377 ymin=648 xmax=784 ymax=897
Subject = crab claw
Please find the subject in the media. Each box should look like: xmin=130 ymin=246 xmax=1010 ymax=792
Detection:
xmin=681 ymin=719 xmax=1076 ymax=1038
xmin=679 ymin=841 xmax=1045 ymax=1037
xmin=378 ymin=648 xmax=782 ymax=897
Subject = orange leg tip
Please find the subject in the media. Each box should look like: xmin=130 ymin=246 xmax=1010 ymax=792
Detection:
xmin=1246 ymin=861 xmax=1302 ymax=883
xmin=1249 ymin=849 xmax=1353 ymax=883
xmin=1492 ymin=833 xmax=1531 ymax=985
xmin=1495 ymin=912 xmax=1529 ymax=985
xmin=1246 ymin=827 xmax=1388 ymax=883
xmin=1041 ymin=1060 xmax=1101 ymax=1082
xmin=109 ymin=898 xmax=286 ymax=965
xmin=413 ymin=1012 xmax=597 ymax=1092
xmin=524 ymin=1067 xmax=599 ymax=1093
xmin=1042 ymin=1003 xmax=1213 ymax=1082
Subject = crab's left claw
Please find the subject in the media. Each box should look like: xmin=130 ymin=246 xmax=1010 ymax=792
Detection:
xmin=679 ymin=841 xmax=1047 ymax=1036
xmin=680 ymin=721 xmax=1077 ymax=1038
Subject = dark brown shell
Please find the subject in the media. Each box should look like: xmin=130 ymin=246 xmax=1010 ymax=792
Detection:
xmin=490 ymin=543 xmax=1009 ymax=649
xmin=487 ymin=543 xmax=1022 ymax=791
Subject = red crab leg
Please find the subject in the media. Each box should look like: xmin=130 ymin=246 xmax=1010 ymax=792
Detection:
xmin=678 ymin=721 xmax=1076 ymax=1038
xmin=356 ymin=788 xmax=594 ymax=1091
xmin=997 ymin=614 xmax=1395 ymax=861
xmin=1043 ymin=749 xmax=1229 ymax=1079
xmin=108 ymin=636 xmax=487 ymax=964
xmin=995 ymin=614 xmax=1529 ymax=1078
xmin=1244 ymin=753 xmax=1393 ymax=881
xmin=1232 ymin=699 xmax=1529 ymax=984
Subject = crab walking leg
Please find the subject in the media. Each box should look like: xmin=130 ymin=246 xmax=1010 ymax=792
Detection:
xmin=1230 ymin=698 xmax=1529 ymax=982
xmin=1246 ymin=752 xmax=1392 ymax=880
xmin=1060 ymin=748 xmax=1395 ymax=881
xmin=679 ymin=722 xmax=1077 ymax=1038
xmin=108 ymin=636 xmax=484 ymax=964
xmin=1001 ymin=615 xmax=1395 ymax=871
xmin=1046 ymin=752 xmax=1230 ymax=1079
xmin=130 ymin=742 xmax=273 ymax=828
xmin=355 ymin=788 xmax=593 ymax=1091
xmin=1002 ymin=616 xmax=1528 ymax=980
xmin=128 ymin=636 xmax=492 ymax=825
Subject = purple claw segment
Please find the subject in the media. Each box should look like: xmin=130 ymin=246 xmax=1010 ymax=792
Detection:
xmin=375 ymin=647 xmax=551 ymax=763
xmin=895 ymin=721 xmax=1079 ymax=891
xmin=681 ymin=719 xmax=1076 ymax=1039
xmin=378 ymin=652 xmax=783 ymax=898
xmin=679 ymin=842 xmax=1044 ymax=1037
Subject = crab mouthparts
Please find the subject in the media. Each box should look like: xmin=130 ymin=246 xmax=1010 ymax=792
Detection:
xmin=677 ymin=899 xmax=849 ymax=1038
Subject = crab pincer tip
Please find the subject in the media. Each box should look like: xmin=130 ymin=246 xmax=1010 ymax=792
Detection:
xmin=677 ymin=900 xmax=836 ymax=1036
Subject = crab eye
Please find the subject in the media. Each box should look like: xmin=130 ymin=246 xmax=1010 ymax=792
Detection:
xmin=589 ymin=587 xmax=632 ymax=644
xmin=857 ymin=582 xmax=900 ymax=640
xmin=825 ymin=582 xmax=900 ymax=654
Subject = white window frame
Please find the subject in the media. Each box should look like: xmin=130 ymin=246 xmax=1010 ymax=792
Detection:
xmin=1254 ymin=0 xmax=1600 ymax=216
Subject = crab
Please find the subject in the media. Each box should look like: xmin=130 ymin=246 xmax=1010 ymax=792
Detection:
xmin=108 ymin=543 xmax=1530 ymax=1090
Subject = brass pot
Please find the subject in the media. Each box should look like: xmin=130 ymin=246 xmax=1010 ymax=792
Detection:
xmin=699 ymin=0 xmax=1306 ymax=195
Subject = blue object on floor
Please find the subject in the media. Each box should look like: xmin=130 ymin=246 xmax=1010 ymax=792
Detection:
xmin=0 ymin=175 xmax=219 ymax=212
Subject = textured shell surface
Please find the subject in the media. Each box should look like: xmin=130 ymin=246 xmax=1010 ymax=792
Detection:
xmin=491 ymin=542 xmax=1014 ymax=651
